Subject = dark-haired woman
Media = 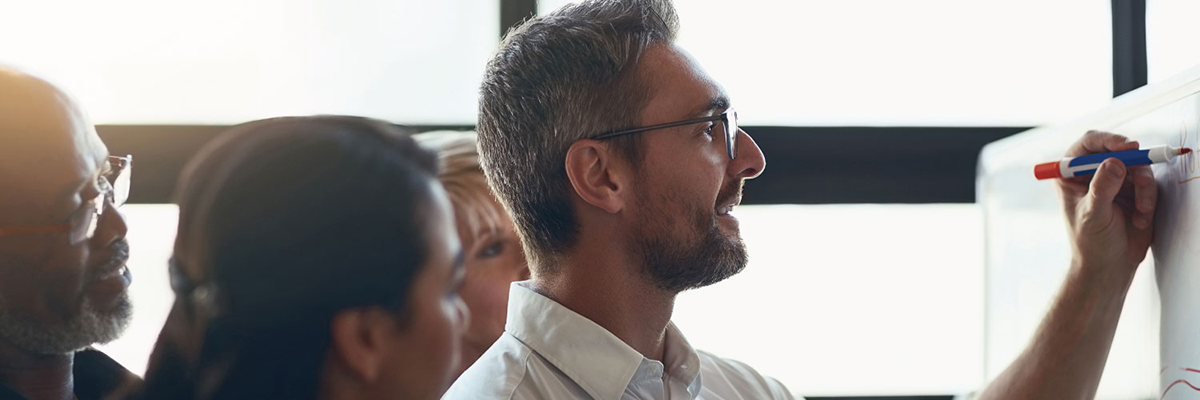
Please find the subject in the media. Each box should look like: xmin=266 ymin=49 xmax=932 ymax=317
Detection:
xmin=128 ymin=116 xmax=468 ymax=400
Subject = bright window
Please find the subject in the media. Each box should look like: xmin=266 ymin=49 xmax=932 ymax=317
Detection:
xmin=673 ymin=204 xmax=983 ymax=396
xmin=0 ymin=0 xmax=498 ymax=125
xmin=540 ymin=0 xmax=1112 ymax=127
xmin=94 ymin=205 xmax=177 ymax=376
xmin=1147 ymin=0 xmax=1200 ymax=83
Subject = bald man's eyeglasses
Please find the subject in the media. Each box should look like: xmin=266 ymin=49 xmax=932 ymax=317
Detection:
xmin=0 ymin=155 xmax=132 ymax=245
xmin=592 ymin=109 xmax=739 ymax=160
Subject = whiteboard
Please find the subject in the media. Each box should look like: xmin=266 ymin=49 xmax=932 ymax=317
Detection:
xmin=980 ymin=64 xmax=1200 ymax=400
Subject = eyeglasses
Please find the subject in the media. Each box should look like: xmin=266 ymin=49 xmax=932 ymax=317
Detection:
xmin=592 ymin=108 xmax=739 ymax=160
xmin=0 ymin=155 xmax=132 ymax=245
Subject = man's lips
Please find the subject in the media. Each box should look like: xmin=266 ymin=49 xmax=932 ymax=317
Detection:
xmin=715 ymin=178 xmax=745 ymax=215
xmin=716 ymin=194 xmax=742 ymax=216
xmin=88 ymin=240 xmax=130 ymax=283
xmin=93 ymin=264 xmax=128 ymax=281
xmin=89 ymin=256 xmax=129 ymax=282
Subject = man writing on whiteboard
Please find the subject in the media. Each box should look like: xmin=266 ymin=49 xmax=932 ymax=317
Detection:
xmin=444 ymin=0 xmax=1156 ymax=398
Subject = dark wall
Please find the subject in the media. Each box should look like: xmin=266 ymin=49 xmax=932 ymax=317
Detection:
xmin=99 ymin=124 xmax=1022 ymax=205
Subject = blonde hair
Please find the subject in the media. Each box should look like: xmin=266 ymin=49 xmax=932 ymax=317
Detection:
xmin=415 ymin=131 xmax=506 ymax=240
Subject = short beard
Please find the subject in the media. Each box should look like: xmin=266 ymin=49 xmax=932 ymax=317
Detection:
xmin=0 ymin=292 xmax=133 ymax=355
xmin=631 ymin=191 xmax=748 ymax=293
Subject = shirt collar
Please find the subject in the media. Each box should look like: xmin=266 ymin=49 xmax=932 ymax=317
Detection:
xmin=662 ymin=323 xmax=703 ymax=397
xmin=505 ymin=281 xmax=705 ymax=400
xmin=506 ymin=281 xmax=644 ymax=400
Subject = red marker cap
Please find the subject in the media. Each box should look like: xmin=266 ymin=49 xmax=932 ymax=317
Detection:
xmin=1034 ymin=161 xmax=1061 ymax=180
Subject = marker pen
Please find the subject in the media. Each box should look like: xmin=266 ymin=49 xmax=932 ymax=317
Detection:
xmin=1034 ymin=145 xmax=1192 ymax=180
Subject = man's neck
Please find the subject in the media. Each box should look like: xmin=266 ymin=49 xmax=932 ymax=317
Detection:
xmin=533 ymin=247 xmax=676 ymax=362
xmin=0 ymin=342 xmax=75 ymax=400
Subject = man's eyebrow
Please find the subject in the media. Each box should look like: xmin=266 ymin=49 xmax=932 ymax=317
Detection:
xmin=688 ymin=95 xmax=730 ymax=118
xmin=99 ymin=157 xmax=114 ymax=174
xmin=57 ymin=156 xmax=108 ymax=202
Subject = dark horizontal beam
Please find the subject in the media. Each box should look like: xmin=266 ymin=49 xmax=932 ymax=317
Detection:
xmin=99 ymin=124 xmax=1024 ymax=205
xmin=98 ymin=124 xmax=473 ymax=204
xmin=743 ymin=126 xmax=1025 ymax=204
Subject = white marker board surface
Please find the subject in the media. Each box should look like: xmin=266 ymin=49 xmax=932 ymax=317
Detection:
xmin=980 ymin=65 xmax=1200 ymax=400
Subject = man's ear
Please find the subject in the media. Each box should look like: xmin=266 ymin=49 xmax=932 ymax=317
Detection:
xmin=328 ymin=307 xmax=394 ymax=383
xmin=565 ymin=140 xmax=628 ymax=214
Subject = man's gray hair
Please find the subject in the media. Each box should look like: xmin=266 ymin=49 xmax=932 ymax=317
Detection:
xmin=477 ymin=0 xmax=680 ymax=273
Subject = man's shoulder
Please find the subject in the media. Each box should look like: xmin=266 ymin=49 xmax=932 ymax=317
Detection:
xmin=74 ymin=348 xmax=141 ymax=400
xmin=697 ymin=350 xmax=801 ymax=400
xmin=0 ymin=349 xmax=142 ymax=400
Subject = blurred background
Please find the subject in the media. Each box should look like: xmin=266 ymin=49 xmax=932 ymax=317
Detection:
xmin=1 ymin=0 xmax=1194 ymax=398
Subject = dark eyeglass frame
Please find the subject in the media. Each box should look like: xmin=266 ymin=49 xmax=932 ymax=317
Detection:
xmin=591 ymin=108 xmax=739 ymax=160
xmin=0 ymin=155 xmax=132 ymax=245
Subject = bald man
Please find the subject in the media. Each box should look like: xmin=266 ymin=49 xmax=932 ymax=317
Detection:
xmin=0 ymin=67 xmax=138 ymax=400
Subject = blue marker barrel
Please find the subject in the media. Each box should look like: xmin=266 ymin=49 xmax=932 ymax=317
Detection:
xmin=1065 ymin=149 xmax=1153 ymax=177
xmin=1034 ymin=145 xmax=1188 ymax=180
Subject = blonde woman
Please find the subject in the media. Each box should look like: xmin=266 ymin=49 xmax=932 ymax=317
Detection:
xmin=416 ymin=132 xmax=530 ymax=378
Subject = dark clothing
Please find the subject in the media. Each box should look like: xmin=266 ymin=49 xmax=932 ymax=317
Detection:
xmin=0 ymin=349 xmax=140 ymax=400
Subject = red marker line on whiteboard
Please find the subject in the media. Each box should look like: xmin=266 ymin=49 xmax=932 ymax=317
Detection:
xmin=1035 ymin=145 xmax=1192 ymax=180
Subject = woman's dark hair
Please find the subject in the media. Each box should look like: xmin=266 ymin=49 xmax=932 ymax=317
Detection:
xmin=132 ymin=116 xmax=439 ymax=400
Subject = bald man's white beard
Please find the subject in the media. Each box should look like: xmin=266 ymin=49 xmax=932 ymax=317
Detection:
xmin=0 ymin=292 xmax=132 ymax=355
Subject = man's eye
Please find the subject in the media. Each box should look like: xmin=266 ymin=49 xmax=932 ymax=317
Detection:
xmin=93 ymin=176 xmax=111 ymax=196
xmin=702 ymin=124 xmax=715 ymax=136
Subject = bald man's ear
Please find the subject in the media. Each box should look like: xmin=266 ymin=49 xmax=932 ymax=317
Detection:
xmin=328 ymin=307 xmax=393 ymax=383
xmin=565 ymin=140 xmax=627 ymax=214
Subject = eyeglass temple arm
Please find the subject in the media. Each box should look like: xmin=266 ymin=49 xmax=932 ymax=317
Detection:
xmin=592 ymin=115 xmax=726 ymax=140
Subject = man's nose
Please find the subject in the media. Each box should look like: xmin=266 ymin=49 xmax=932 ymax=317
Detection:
xmin=730 ymin=129 xmax=766 ymax=180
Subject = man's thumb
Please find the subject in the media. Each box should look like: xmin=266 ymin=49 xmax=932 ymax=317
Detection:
xmin=1087 ymin=158 xmax=1125 ymax=217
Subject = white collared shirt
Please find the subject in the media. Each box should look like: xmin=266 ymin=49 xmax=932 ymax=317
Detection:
xmin=442 ymin=281 xmax=798 ymax=400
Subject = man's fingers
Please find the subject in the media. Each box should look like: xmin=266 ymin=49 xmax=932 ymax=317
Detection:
xmin=1132 ymin=166 xmax=1156 ymax=212
xmin=1132 ymin=166 xmax=1157 ymax=229
xmin=1119 ymin=139 xmax=1140 ymax=152
xmin=1069 ymin=131 xmax=1138 ymax=157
